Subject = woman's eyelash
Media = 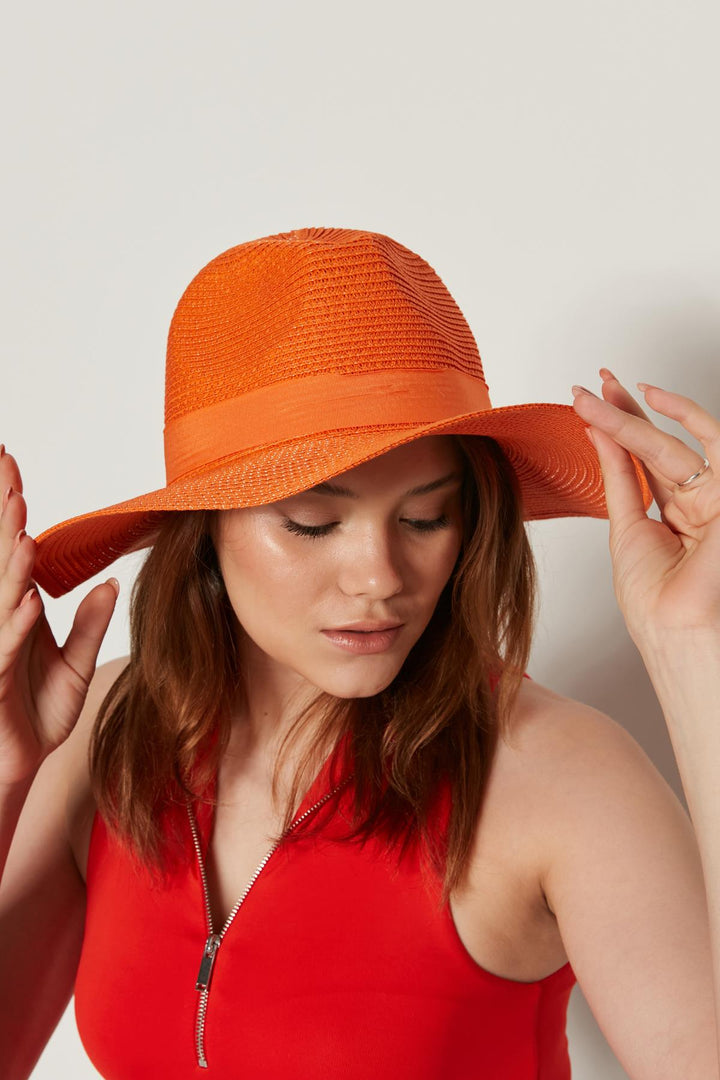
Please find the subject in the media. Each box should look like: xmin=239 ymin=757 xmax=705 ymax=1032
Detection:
xmin=281 ymin=515 xmax=451 ymax=540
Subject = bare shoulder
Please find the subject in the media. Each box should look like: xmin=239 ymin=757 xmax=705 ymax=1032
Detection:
xmin=502 ymin=673 xmax=635 ymax=745
xmin=463 ymin=674 xmax=629 ymax=883
xmin=496 ymin=673 xmax=657 ymax=781
xmin=493 ymin=674 xmax=686 ymax=910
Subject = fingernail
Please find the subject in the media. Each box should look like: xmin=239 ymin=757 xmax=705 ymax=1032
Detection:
xmin=13 ymin=528 xmax=26 ymax=551
xmin=106 ymin=577 xmax=120 ymax=596
xmin=2 ymin=485 xmax=13 ymax=511
xmin=20 ymin=587 xmax=36 ymax=607
xmin=571 ymin=385 xmax=599 ymax=398
xmin=585 ymin=426 xmax=598 ymax=448
xmin=636 ymin=382 xmax=652 ymax=392
xmin=599 ymin=368 xmax=618 ymax=382
xmin=0 ymin=444 xmax=5 ymax=457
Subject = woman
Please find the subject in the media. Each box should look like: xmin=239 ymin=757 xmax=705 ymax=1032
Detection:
xmin=0 ymin=227 xmax=718 ymax=1079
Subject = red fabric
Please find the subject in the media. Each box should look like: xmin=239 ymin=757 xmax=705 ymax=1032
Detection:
xmin=74 ymin=672 xmax=576 ymax=1078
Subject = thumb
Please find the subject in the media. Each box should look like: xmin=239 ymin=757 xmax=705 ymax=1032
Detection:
xmin=61 ymin=579 xmax=120 ymax=687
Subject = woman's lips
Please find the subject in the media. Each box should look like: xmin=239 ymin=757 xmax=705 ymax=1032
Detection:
xmin=321 ymin=626 xmax=403 ymax=653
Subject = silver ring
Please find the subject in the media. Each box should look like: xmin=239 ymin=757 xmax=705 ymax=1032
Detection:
xmin=674 ymin=456 xmax=711 ymax=490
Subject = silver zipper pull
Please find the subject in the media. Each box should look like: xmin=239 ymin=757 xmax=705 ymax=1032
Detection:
xmin=196 ymin=933 xmax=222 ymax=991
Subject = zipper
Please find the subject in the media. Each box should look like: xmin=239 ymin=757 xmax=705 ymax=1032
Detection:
xmin=186 ymin=772 xmax=354 ymax=1069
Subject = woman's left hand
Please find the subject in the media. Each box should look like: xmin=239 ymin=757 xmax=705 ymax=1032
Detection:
xmin=570 ymin=369 xmax=720 ymax=647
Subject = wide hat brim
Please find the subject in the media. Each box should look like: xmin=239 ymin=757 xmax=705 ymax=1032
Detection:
xmin=32 ymin=401 xmax=653 ymax=598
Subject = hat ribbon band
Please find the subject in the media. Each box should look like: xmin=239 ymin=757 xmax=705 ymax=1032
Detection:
xmin=163 ymin=367 xmax=492 ymax=483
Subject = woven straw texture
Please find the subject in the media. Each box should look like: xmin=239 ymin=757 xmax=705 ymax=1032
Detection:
xmin=33 ymin=227 xmax=652 ymax=597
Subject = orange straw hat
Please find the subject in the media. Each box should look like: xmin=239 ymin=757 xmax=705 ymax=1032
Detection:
xmin=33 ymin=226 xmax=652 ymax=599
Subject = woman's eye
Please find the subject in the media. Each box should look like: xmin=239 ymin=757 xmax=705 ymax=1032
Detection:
xmin=281 ymin=515 xmax=451 ymax=540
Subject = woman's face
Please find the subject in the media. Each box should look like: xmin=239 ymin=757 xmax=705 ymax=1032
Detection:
xmin=212 ymin=435 xmax=466 ymax=703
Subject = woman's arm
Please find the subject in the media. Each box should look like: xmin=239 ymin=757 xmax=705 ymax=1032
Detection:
xmin=0 ymin=740 xmax=87 ymax=1080
xmin=636 ymin=629 xmax=720 ymax=1064
xmin=0 ymin=657 xmax=125 ymax=1079
xmin=0 ymin=771 xmax=37 ymax=883
xmin=569 ymin=371 xmax=720 ymax=1070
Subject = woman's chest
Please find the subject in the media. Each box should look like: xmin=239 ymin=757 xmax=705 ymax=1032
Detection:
xmin=72 ymin=749 xmax=568 ymax=987
xmin=75 ymin=790 xmax=575 ymax=1080
xmin=200 ymin=770 xmax=568 ymax=985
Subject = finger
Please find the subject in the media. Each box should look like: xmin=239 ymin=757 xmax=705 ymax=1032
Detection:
xmin=0 ymin=485 xmax=28 ymax=588
xmin=0 ymin=488 xmax=38 ymax=642
xmin=587 ymin=423 xmax=651 ymax=538
xmin=0 ymin=447 xmax=24 ymax=498
xmin=636 ymin=383 xmax=720 ymax=476
xmin=61 ymin=580 xmax=119 ymax=689
xmin=597 ymin=371 xmax=674 ymax=513
xmin=572 ymin=387 xmax=706 ymax=494
xmin=0 ymin=531 xmax=36 ymax=628
xmin=0 ymin=584 xmax=43 ymax=679
xmin=0 ymin=448 xmax=26 ymax=546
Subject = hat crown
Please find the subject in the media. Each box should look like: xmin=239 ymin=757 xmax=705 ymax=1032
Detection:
xmin=164 ymin=227 xmax=487 ymax=428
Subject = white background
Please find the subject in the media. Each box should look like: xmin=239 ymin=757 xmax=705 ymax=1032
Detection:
xmin=2 ymin=1 xmax=719 ymax=1076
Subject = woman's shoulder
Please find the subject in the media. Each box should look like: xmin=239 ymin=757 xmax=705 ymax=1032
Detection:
xmin=489 ymin=673 xmax=659 ymax=888
xmin=450 ymin=675 xmax=642 ymax=972
xmin=483 ymin=673 xmax=643 ymax=842
xmin=505 ymin=673 xmax=641 ymax=756
xmin=496 ymin=673 xmax=644 ymax=792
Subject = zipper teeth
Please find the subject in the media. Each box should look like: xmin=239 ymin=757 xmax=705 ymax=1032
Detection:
xmin=186 ymin=772 xmax=354 ymax=1069
xmin=195 ymin=987 xmax=210 ymax=1068
xmin=187 ymin=806 xmax=214 ymax=935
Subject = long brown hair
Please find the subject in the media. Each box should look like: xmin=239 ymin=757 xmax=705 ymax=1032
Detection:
xmin=89 ymin=435 xmax=538 ymax=907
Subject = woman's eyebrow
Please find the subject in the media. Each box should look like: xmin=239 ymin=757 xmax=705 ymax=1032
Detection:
xmin=305 ymin=470 xmax=464 ymax=499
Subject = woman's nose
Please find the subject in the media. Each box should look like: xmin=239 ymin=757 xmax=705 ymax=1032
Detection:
xmin=337 ymin=533 xmax=404 ymax=598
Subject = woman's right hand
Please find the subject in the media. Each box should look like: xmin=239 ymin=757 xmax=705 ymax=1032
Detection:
xmin=0 ymin=447 xmax=119 ymax=786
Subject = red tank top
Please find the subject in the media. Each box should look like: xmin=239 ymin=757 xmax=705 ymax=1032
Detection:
xmin=74 ymin=675 xmax=576 ymax=1078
